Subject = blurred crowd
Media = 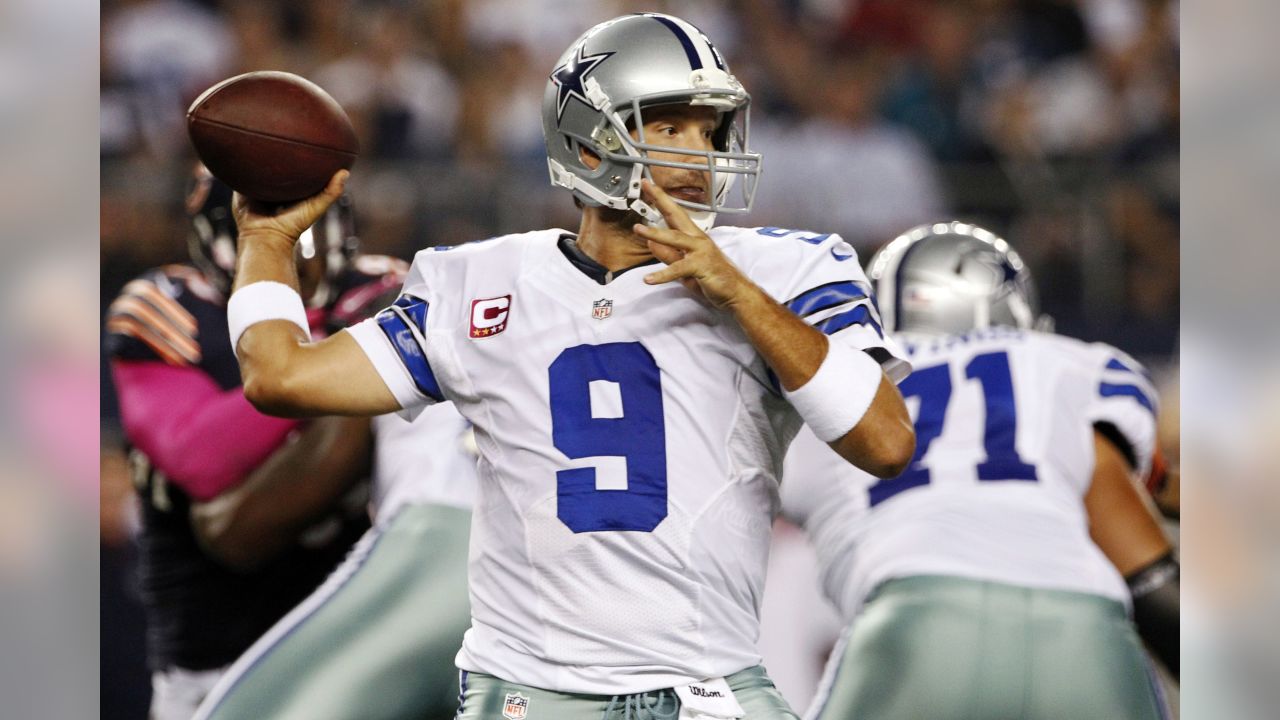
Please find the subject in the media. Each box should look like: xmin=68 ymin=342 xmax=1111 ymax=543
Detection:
xmin=100 ymin=0 xmax=1179 ymax=363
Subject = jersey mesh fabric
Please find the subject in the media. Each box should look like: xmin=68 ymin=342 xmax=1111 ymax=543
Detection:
xmin=347 ymin=226 xmax=905 ymax=693
xmin=782 ymin=328 xmax=1158 ymax=619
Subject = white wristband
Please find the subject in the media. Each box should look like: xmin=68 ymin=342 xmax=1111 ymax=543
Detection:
xmin=784 ymin=339 xmax=883 ymax=442
xmin=227 ymin=281 xmax=312 ymax=352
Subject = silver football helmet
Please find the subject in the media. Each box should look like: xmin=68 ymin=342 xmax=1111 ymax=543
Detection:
xmin=542 ymin=13 xmax=762 ymax=231
xmin=868 ymin=221 xmax=1050 ymax=336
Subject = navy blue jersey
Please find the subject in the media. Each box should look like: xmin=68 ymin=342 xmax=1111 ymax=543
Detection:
xmin=106 ymin=258 xmax=404 ymax=670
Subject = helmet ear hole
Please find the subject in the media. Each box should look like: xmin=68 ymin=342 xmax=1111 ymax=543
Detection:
xmin=575 ymin=140 xmax=603 ymax=170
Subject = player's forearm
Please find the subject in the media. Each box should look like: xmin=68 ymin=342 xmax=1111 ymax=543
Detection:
xmin=728 ymin=286 xmax=914 ymax=476
xmin=830 ymin=377 xmax=916 ymax=478
xmin=112 ymin=361 xmax=302 ymax=501
xmin=233 ymin=231 xmax=302 ymax=292
xmin=726 ymin=282 xmax=828 ymax=391
xmin=192 ymin=415 xmax=373 ymax=571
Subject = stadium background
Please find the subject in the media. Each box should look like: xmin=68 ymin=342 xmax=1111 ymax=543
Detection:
xmin=99 ymin=0 xmax=1180 ymax=717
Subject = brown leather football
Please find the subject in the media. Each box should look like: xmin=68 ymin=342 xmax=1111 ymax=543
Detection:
xmin=187 ymin=71 xmax=358 ymax=203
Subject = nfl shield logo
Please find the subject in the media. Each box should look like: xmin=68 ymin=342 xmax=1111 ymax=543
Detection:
xmin=592 ymin=298 xmax=613 ymax=320
xmin=502 ymin=692 xmax=529 ymax=720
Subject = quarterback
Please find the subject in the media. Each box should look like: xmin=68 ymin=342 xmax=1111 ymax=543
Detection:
xmin=784 ymin=223 xmax=1177 ymax=720
xmin=225 ymin=13 xmax=912 ymax=719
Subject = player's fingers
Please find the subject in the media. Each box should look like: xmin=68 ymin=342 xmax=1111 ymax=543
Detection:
xmin=300 ymin=170 xmax=348 ymax=215
xmin=633 ymin=222 xmax=698 ymax=251
xmin=644 ymin=258 xmax=694 ymax=285
xmin=645 ymin=238 xmax=684 ymax=266
xmin=640 ymin=179 xmax=702 ymax=235
xmin=323 ymin=169 xmax=350 ymax=200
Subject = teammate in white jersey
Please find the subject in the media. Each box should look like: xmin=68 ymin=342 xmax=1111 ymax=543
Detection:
xmin=191 ymin=404 xmax=475 ymax=720
xmin=221 ymin=13 xmax=915 ymax=720
xmin=785 ymin=222 xmax=1178 ymax=720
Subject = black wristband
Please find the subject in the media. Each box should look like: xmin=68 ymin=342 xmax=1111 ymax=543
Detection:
xmin=1126 ymin=552 xmax=1179 ymax=679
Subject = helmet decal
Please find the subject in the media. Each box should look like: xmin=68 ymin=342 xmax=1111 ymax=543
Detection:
xmin=869 ymin=221 xmax=1044 ymax=336
xmin=550 ymin=46 xmax=615 ymax=126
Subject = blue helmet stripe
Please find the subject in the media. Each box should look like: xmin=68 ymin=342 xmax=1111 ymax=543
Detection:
xmin=646 ymin=14 xmax=703 ymax=70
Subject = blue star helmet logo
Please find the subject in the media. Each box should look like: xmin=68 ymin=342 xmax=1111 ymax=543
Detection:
xmin=551 ymin=45 xmax=615 ymax=125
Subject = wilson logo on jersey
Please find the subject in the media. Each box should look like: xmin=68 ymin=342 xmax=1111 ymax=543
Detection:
xmin=470 ymin=295 xmax=512 ymax=338
xmin=591 ymin=298 xmax=612 ymax=320
xmin=502 ymin=692 xmax=529 ymax=719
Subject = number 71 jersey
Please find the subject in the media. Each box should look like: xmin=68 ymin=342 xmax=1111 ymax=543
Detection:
xmin=782 ymin=327 xmax=1159 ymax=620
xmin=347 ymin=226 xmax=907 ymax=694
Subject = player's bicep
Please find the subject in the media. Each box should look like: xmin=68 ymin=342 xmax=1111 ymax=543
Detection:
xmin=1085 ymin=429 xmax=1171 ymax=576
xmin=273 ymin=329 xmax=403 ymax=417
xmin=340 ymin=294 xmax=446 ymax=420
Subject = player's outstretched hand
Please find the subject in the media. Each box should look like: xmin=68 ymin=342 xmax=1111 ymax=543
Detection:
xmin=635 ymin=180 xmax=757 ymax=310
xmin=232 ymin=170 xmax=349 ymax=246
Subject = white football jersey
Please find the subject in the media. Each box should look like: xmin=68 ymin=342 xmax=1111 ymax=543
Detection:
xmin=783 ymin=327 xmax=1158 ymax=621
xmin=347 ymin=225 xmax=908 ymax=694
xmin=370 ymin=404 xmax=476 ymax=522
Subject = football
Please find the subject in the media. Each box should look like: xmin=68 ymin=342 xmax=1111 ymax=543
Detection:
xmin=186 ymin=71 xmax=358 ymax=204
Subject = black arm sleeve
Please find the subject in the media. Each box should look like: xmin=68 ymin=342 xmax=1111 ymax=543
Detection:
xmin=1126 ymin=551 xmax=1179 ymax=679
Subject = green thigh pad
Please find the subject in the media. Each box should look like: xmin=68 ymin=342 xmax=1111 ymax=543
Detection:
xmin=199 ymin=504 xmax=472 ymax=720
xmin=809 ymin=575 xmax=1171 ymax=720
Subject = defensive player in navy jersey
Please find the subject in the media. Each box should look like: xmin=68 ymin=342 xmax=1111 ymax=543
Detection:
xmin=105 ymin=166 xmax=405 ymax=720
xmin=784 ymin=222 xmax=1177 ymax=720
xmin=218 ymin=13 xmax=915 ymax=720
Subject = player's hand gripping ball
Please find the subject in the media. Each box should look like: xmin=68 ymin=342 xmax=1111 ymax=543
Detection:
xmin=187 ymin=71 xmax=358 ymax=204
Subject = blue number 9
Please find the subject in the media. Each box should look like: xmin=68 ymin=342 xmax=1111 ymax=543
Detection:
xmin=549 ymin=343 xmax=668 ymax=533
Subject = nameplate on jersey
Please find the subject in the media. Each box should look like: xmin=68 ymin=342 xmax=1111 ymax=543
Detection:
xmin=470 ymin=295 xmax=512 ymax=338
xmin=673 ymin=677 xmax=744 ymax=719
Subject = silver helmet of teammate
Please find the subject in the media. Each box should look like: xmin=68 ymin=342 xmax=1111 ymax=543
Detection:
xmin=868 ymin=221 xmax=1048 ymax=336
xmin=541 ymin=13 xmax=762 ymax=231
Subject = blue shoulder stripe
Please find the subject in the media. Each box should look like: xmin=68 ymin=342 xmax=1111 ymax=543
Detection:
xmin=1105 ymin=357 xmax=1154 ymax=382
xmin=394 ymin=294 xmax=429 ymax=333
xmin=1098 ymin=382 xmax=1155 ymax=415
xmin=376 ymin=307 xmax=442 ymax=401
xmin=785 ymin=281 xmax=869 ymax=318
xmin=814 ymin=305 xmax=884 ymax=338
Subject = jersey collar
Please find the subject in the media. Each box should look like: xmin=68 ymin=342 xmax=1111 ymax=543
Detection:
xmin=556 ymin=234 xmax=659 ymax=286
